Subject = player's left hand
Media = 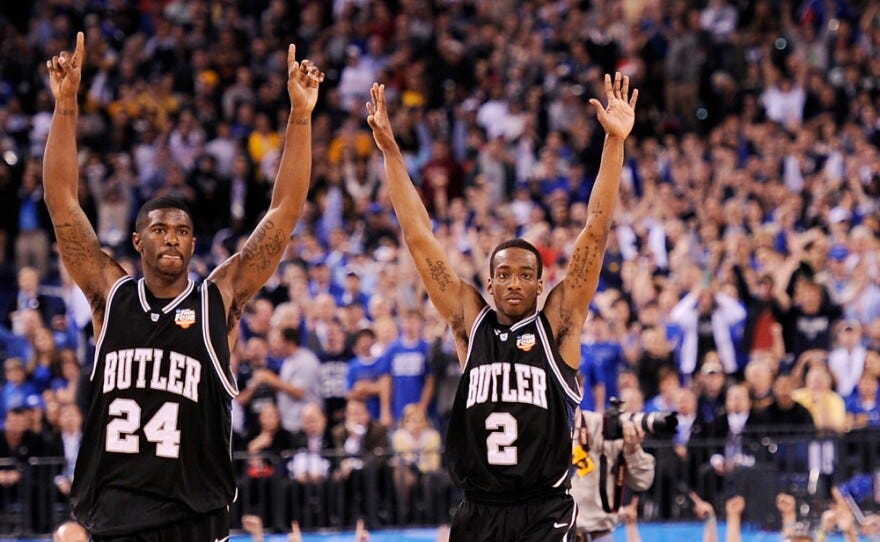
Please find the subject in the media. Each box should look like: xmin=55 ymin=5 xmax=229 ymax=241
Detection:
xmin=287 ymin=44 xmax=324 ymax=114
xmin=589 ymin=72 xmax=637 ymax=141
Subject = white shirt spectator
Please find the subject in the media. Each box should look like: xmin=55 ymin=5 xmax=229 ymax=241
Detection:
xmin=829 ymin=344 xmax=867 ymax=398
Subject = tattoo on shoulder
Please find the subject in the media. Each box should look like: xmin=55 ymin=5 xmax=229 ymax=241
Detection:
xmin=426 ymin=258 xmax=453 ymax=292
xmin=241 ymin=220 xmax=284 ymax=273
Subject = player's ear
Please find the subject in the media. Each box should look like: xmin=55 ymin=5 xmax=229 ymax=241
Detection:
xmin=132 ymin=231 xmax=142 ymax=254
xmin=536 ymin=278 xmax=544 ymax=295
xmin=486 ymin=277 xmax=494 ymax=296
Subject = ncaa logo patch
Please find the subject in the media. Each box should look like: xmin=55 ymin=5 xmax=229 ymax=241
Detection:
xmin=174 ymin=308 xmax=196 ymax=329
xmin=516 ymin=333 xmax=536 ymax=351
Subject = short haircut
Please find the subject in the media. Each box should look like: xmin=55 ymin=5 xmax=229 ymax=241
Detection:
xmin=489 ymin=238 xmax=543 ymax=278
xmin=280 ymin=327 xmax=301 ymax=346
xmin=135 ymin=196 xmax=193 ymax=232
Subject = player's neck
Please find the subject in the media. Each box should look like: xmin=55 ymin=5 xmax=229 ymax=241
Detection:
xmin=142 ymin=273 xmax=191 ymax=299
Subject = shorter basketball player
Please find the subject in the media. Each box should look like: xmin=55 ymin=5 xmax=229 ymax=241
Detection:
xmin=366 ymin=73 xmax=637 ymax=541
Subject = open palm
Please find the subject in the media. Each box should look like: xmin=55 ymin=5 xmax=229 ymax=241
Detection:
xmin=366 ymin=83 xmax=397 ymax=153
xmin=589 ymin=72 xmax=638 ymax=140
xmin=287 ymin=44 xmax=324 ymax=113
xmin=47 ymin=32 xmax=84 ymax=101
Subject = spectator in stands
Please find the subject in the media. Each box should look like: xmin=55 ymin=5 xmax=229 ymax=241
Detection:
xmin=635 ymin=325 xmax=677 ymax=401
xmin=0 ymin=358 xmax=37 ymax=429
xmin=580 ymin=312 xmax=626 ymax=412
xmin=264 ymin=327 xmax=321 ymax=434
xmin=379 ymin=309 xmax=433 ymax=423
xmin=235 ymin=336 xmax=278 ymax=436
xmin=744 ymin=354 xmax=776 ymax=411
xmin=694 ymin=354 xmax=728 ymax=425
xmin=346 ymin=328 xmax=391 ymax=426
xmin=792 ymin=364 xmax=846 ymax=433
xmin=4 ymin=266 xmax=64 ymax=329
xmin=390 ymin=404 xmax=442 ymax=522
xmin=315 ymin=318 xmax=353 ymax=427
xmin=50 ymin=402 xmax=81 ymax=498
xmin=670 ymin=284 xmax=747 ymax=378
xmin=779 ymin=280 xmax=842 ymax=369
xmin=829 ymin=320 xmax=868 ymax=398
xmin=845 ymin=372 xmax=880 ymax=430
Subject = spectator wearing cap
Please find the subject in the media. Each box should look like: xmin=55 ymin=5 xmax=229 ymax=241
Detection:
xmin=822 ymin=244 xmax=854 ymax=306
xmin=695 ymin=353 xmax=728 ymax=425
xmin=828 ymin=320 xmax=868 ymax=398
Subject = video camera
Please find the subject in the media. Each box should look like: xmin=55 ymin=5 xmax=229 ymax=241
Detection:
xmin=602 ymin=397 xmax=677 ymax=441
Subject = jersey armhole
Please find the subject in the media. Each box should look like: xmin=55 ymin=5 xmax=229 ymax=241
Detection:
xmin=89 ymin=276 xmax=133 ymax=382
xmin=201 ymin=281 xmax=239 ymax=398
xmin=535 ymin=315 xmax=582 ymax=406
xmin=462 ymin=306 xmax=491 ymax=372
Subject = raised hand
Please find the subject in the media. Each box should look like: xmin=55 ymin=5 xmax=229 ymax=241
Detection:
xmin=287 ymin=44 xmax=324 ymax=114
xmin=589 ymin=72 xmax=638 ymax=140
xmin=689 ymin=491 xmax=715 ymax=520
xmin=725 ymin=495 xmax=746 ymax=517
xmin=366 ymin=83 xmax=398 ymax=154
xmin=47 ymin=31 xmax=85 ymax=101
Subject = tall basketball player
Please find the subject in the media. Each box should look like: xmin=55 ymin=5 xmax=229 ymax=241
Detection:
xmin=43 ymin=32 xmax=323 ymax=540
xmin=366 ymin=73 xmax=637 ymax=541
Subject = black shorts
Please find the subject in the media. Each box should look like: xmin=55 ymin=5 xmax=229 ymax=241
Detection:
xmin=449 ymin=491 xmax=577 ymax=542
xmin=92 ymin=507 xmax=229 ymax=542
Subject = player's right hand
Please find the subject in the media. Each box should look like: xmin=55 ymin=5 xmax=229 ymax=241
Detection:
xmin=47 ymin=31 xmax=84 ymax=101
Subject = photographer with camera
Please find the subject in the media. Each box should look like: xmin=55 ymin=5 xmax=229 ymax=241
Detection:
xmin=570 ymin=396 xmax=675 ymax=541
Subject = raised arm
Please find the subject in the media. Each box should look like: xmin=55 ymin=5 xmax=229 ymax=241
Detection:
xmin=210 ymin=45 xmax=323 ymax=332
xmin=366 ymin=84 xmax=484 ymax=359
xmin=43 ymin=32 xmax=125 ymax=332
xmin=544 ymin=73 xmax=637 ymax=367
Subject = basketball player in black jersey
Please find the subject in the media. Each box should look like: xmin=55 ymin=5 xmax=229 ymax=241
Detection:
xmin=43 ymin=32 xmax=324 ymax=540
xmin=366 ymin=74 xmax=637 ymax=541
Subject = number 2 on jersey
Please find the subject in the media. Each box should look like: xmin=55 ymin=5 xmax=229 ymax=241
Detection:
xmin=106 ymin=398 xmax=181 ymax=458
xmin=485 ymin=412 xmax=518 ymax=465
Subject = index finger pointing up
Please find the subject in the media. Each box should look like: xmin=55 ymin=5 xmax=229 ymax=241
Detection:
xmin=288 ymin=44 xmax=297 ymax=66
xmin=72 ymin=31 xmax=85 ymax=67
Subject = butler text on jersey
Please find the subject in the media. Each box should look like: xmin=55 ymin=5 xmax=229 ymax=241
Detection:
xmin=465 ymin=362 xmax=548 ymax=409
xmin=102 ymin=348 xmax=201 ymax=402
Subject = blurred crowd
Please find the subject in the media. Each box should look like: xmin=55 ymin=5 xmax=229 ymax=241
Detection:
xmin=0 ymin=0 xmax=879 ymax=530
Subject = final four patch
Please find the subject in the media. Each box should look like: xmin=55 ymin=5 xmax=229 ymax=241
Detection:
xmin=516 ymin=333 xmax=536 ymax=351
xmin=174 ymin=308 xmax=196 ymax=329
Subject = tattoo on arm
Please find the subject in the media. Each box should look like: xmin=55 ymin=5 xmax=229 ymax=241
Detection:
xmin=241 ymin=220 xmax=284 ymax=273
xmin=426 ymin=258 xmax=453 ymax=292
xmin=59 ymin=108 xmax=76 ymax=116
xmin=54 ymin=214 xmax=93 ymax=266
xmin=568 ymin=249 xmax=588 ymax=290
xmin=292 ymin=118 xmax=309 ymax=126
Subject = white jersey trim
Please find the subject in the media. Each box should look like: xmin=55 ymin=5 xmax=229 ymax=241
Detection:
xmin=535 ymin=315 xmax=582 ymax=405
xmin=137 ymin=278 xmax=195 ymax=314
xmin=90 ymin=276 xmax=132 ymax=382
xmin=200 ymin=281 xmax=238 ymax=398
xmin=463 ymin=305 xmax=491 ymax=372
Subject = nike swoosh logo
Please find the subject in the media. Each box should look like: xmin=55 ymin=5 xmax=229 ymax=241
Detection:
xmin=553 ymin=522 xmax=568 ymax=529
xmin=214 ymin=537 xmax=229 ymax=542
